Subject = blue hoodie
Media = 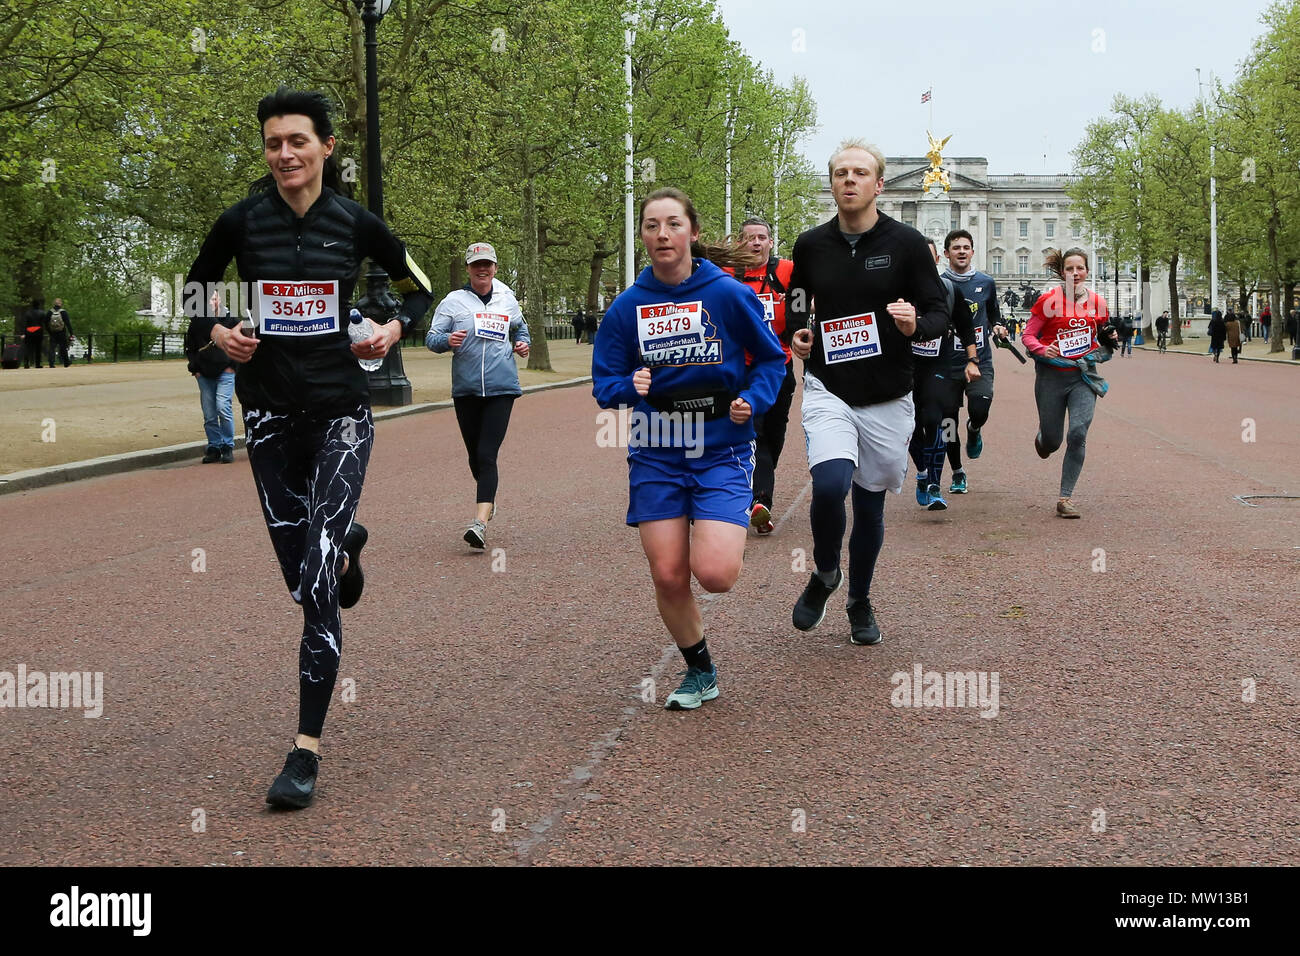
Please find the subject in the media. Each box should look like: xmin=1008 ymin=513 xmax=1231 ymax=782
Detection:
xmin=592 ymin=258 xmax=786 ymax=457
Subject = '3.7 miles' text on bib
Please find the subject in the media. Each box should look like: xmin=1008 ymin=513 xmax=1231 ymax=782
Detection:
xmin=637 ymin=301 xmax=704 ymax=356
xmin=821 ymin=313 xmax=881 ymax=364
xmin=258 ymin=280 xmax=340 ymax=336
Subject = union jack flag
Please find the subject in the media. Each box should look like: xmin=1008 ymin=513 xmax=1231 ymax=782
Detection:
xmin=921 ymin=89 xmax=931 ymax=103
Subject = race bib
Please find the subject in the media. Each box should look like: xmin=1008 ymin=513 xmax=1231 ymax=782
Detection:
xmin=756 ymin=293 xmax=776 ymax=333
xmin=257 ymin=280 xmax=340 ymax=336
xmin=473 ymin=311 xmax=510 ymax=342
xmin=821 ymin=313 xmax=881 ymax=364
xmin=1057 ymin=326 xmax=1093 ymax=358
xmin=637 ymin=301 xmax=704 ymax=356
xmin=911 ymin=337 xmax=941 ymax=358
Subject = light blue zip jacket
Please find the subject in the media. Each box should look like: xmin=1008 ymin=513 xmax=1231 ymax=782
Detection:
xmin=426 ymin=279 xmax=531 ymax=397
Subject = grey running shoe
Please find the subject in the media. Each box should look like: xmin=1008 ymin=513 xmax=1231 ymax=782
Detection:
xmin=464 ymin=519 xmax=487 ymax=549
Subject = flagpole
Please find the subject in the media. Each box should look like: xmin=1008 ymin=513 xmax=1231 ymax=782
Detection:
xmin=928 ymin=84 xmax=933 ymax=131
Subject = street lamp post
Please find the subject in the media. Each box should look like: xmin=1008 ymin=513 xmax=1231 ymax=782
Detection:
xmin=351 ymin=0 xmax=411 ymax=406
xmin=623 ymin=6 xmax=637 ymax=291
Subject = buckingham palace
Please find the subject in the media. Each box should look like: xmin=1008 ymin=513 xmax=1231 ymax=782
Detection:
xmin=815 ymin=156 xmax=1179 ymax=320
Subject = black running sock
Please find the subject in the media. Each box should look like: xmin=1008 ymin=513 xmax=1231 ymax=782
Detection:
xmin=681 ymin=638 xmax=713 ymax=673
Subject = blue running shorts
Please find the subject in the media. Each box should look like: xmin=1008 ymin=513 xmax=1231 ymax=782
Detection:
xmin=627 ymin=442 xmax=756 ymax=528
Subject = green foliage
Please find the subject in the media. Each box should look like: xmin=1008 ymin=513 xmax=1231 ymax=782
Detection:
xmin=0 ymin=0 xmax=823 ymax=355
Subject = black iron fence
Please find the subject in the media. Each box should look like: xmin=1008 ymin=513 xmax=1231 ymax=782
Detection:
xmin=1 ymin=312 xmax=604 ymax=365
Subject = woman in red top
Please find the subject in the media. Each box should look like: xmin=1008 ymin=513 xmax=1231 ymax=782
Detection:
xmin=1021 ymin=248 xmax=1118 ymax=518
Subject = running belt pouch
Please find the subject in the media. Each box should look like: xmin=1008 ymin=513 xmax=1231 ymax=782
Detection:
xmin=646 ymin=388 xmax=734 ymax=421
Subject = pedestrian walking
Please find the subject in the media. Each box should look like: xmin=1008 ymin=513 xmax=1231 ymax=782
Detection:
xmin=1156 ymin=311 xmax=1169 ymax=352
xmin=572 ymin=306 xmax=584 ymax=345
xmin=185 ymin=291 xmax=240 ymax=463
xmin=591 ymin=186 xmax=785 ymax=710
xmin=1021 ymin=248 xmax=1119 ymax=519
xmin=1225 ymin=311 xmax=1241 ymax=363
xmin=426 ymin=241 xmax=531 ymax=550
xmin=46 ymin=298 xmax=74 ymax=367
xmin=786 ymin=139 xmax=949 ymax=646
xmin=1261 ymin=304 xmax=1271 ymax=341
xmin=21 ymin=299 xmax=46 ymax=368
xmin=1208 ymin=309 xmax=1227 ymax=362
xmin=184 ymin=88 xmax=433 ymax=809
xmin=584 ymin=309 xmax=598 ymax=345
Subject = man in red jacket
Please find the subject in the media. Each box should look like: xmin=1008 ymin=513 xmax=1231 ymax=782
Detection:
xmin=729 ymin=217 xmax=795 ymax=535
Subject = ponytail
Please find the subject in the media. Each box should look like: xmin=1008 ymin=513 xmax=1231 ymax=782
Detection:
xmin=691 ymin=239 xmax=762 ymax=271
xmin=1044 ymin=246 xmax=1089 ymax=282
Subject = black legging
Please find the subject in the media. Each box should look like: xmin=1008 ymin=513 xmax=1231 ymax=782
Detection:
xmin=752 ymin=361 xmax=796 ymax=508
xmin=910 ymin=370 xmax=962 ymax=486
xmin=453 ymin=394 xmax=516 ymax=503
xmin=245 ymin=403 xmax=373 ymax=738
xmin=946 ymin=391 xmax=992 ymax=473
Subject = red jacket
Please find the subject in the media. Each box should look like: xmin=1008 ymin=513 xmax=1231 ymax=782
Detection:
xmin=1023 ymin=286 xmax=1109 ymax=364
xmin=729 ymin=257 xmax=794 ymax=365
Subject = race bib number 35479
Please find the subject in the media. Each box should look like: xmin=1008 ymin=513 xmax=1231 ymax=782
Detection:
xmin=258 ymin=280 xmax=340 ymax=336
xmin=821 ymin=312 xmax=881 ymax=364
xmin=636 ymin=301 xmax=704 ymax=355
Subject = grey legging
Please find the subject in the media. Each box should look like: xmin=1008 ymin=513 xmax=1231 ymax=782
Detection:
xmin=1034 ymin=365 xmax=1096 ymax=498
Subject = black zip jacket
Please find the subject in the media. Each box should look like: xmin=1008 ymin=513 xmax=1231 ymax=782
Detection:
xmin=786 ymin=213 xmax=949 ymax=407
xmin=184 ymin=187 xmax=432 ymax=414
xmin=913 ymin=277 xmax=976 ymax=379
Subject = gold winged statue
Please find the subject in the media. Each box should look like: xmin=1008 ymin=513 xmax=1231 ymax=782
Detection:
xmin=920 ymin=131 xmax=952 ymax=194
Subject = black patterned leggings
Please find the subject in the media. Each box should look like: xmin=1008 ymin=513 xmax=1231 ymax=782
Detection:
xmin=244 ymin=403 xmax=373 ymax=738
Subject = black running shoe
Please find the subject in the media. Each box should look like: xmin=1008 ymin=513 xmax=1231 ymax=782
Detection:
xmin=792 ymin=569 xmax=843 ymax=631
xmin=847 ymin=600 xmax=882 ymax=645
xmin=339 ymin=522 xmax=368 ymax=610
xmin=265 ymin=747 xmax=320 ymax=809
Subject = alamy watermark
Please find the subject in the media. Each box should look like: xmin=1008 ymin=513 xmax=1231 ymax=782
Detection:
xmin=889 ymin=663 xmax=999 ymax=718
xmin=1 ymin=665 xmax=103 ymax=718
xmin=596 ymin=409 xmax=705 ymax=458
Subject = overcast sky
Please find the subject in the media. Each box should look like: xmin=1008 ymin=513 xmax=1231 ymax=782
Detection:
xmin=715 ymin=0 xmax=1276 ymax=175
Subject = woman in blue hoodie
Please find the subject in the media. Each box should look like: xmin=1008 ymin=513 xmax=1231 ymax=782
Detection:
xmin=593 ymin=187 xmax=786 ymax=711
xmin=427 ymin=241 xmax=531 ymax=549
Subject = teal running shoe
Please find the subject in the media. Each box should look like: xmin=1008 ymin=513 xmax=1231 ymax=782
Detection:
xmin=950 ymin=471 xmax=968 ymax=494
xmin=665 ymin=666 xmax=719 ymax=710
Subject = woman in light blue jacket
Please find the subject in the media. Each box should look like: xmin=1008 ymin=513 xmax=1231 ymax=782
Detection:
xmin=426 ymin=242 xmax=531 ymax=549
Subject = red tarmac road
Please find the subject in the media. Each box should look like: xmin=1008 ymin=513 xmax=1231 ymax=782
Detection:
xmin=1 ymin=349 xmax=1297 ymax=866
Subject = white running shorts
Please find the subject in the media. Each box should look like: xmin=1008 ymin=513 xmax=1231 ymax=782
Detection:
xmin=801 ymin=371 xmax=914 ymax=493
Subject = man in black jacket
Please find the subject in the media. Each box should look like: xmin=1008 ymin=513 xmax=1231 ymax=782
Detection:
xmin=786 ymin=139 xmax=949 ymax=646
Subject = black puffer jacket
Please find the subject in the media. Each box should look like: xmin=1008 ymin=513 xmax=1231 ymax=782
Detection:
xmin=185 ymin=187 xmax=432 ymax=414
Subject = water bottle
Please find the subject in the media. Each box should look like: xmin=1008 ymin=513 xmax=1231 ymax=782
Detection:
xmin=348 ymin=308 xmax=382 ymax=371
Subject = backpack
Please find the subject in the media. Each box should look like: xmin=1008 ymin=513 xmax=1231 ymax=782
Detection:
xmin=48 ymin=309 xmax=64 ymax=333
